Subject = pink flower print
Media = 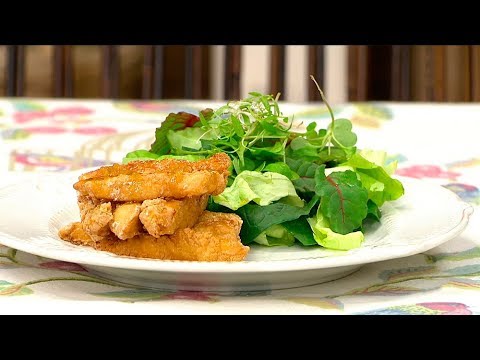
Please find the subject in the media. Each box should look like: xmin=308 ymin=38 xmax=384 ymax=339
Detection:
xmin=14 ymin=106 xmax=94 ymax=124
xmin=50 ymin=107 xmax=93 ymax=117
xmin=14 ymin=153 xmax=71 ymax=169
xmin=419 ymin=302 xmax=472 ymax=315
xmin=39 ymin=261 xmax=87 ymax=272
xmin=14 ymin=126 xmax=116 ymax=137
xmin=14 ymin=111 xmax=50 ymax=124
xmin=132 ymin=102 xmax=165 ymax=111
xmin=358 ymin=302 xmax=474 ymax=315
xmin=73 ymin=127 xmax=117 ymax=135
xmin=396 ymin=165 xmax=461 ymax=180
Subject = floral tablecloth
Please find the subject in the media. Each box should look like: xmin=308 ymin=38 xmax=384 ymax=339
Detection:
xmin=0 ymin=98 xmax=479 ymax=315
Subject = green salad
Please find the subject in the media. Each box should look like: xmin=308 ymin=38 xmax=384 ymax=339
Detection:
xmin=123 ymin=80 xmax=404 ymax=251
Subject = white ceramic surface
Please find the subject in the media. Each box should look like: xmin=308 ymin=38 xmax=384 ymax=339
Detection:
xmin=0 ymin=172 xmax=473 ymax=292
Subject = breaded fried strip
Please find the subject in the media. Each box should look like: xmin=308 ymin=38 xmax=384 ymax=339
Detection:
xmin=73 ymin=153 xmax=231 ymax=201
xmin=79 ymin=152 xmax=230 ymax=180
xmin=110 ymin=203 xmax=143 ymax=240
xmin=58 ymin=222 xmax=95 ymax=246
xmin=140 ymin=195 xmax=208 ymax=237
xmin=74 ymin=171 xmax=227 ymax=202
xmin=77 ymin=195 xmax=113 ymax=241
xmin=77 ymin=194 xmax=98 ymax=221
xmin=58 ymin=212 xmax=249 ymax=262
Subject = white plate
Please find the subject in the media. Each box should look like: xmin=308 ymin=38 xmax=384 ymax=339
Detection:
xmin=0 ymin=172 xmax=473 ymax=292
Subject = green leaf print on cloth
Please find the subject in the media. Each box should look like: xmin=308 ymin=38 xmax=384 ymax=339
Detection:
xmin=0 ymin=280 xmax=33 ymax=296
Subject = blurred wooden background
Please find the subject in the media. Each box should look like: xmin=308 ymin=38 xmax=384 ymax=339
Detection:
xmin=0 ymin=45 xmax=478 ymax=102
xmin=349 ymin=45 xmax=480 ymax=102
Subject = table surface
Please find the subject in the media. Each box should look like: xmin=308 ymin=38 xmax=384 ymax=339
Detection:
xmin=0 ymin=98 xmax=479 ymax=315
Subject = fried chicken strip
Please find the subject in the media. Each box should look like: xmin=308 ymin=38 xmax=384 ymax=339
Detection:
xmin=78 ymin=152 xmax=231 ymax=180
xmin=73 ymin=153 xmax=231 ymax=201
xmin=110 ymin=203 xmax=143 ymax=240
xmin=58 ymin=211 xmax=249 ymax=262
xmin=77 ymin=195 xmax=113 ymax=241
xmin=139 ymin=195 xmax=208 ymax=237
xmin=59 ymin=222 xmax=93 ymax=246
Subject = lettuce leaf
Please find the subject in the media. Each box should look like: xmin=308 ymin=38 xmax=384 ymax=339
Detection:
xmin=315 ymin=166 xmax=369 ymax=235
xmin=287 ymin=137 xmax=320 ymax=161
xmin=122 ymin=150 xmax=204 ymax=164
xmin=282 ymin=217 xmax=317 ymax=246
xmin=150 ymin=112 xmax=201 ymax=155
xmin=253 ymin=224 xmax=295 ymax=247
xmin=366 ymin=199 xmax=381 ymax=222
xmin=248 ymin=142 xmax=285 ymax=161
xmin=236 ymin=196 xmax=319 ymax=244
xmin=263 ymin=162 xmax=299 ymax=180
xmin=123 ymin=150 xmax=160 ymax=163
xmin=358 ymin=149 xmax=397 ymax=175
xmin=307 ymin=211 xmax=364 ymax=250
xmin=342 ymin=151 xmax=404 ymax=207
xmin=286 ymin=157 xmax=319 ymax=196
xmin=330 ymin=118 xmax=357 ymax=148
xmin=167 ymin=127 xmax=206 ymax=151
xmin=213 ymin=171 xmax=303 ymax=211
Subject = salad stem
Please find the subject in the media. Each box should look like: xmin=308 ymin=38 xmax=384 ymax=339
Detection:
xmin=310 ymin=75 xmax=335 ymax=126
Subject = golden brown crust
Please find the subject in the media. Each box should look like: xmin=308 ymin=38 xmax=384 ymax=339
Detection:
xmin=58 ymin=211 xmax=249 ymax=262
xmin=110 ymin=203 xmax=143 ymax=240
xmin=139 ymin=195 xmax=209 ymax=237
xmin=79 ymin=153 xmax=230 ymax=180
xmin=73 ymin=153 xmax=231 ymax=201
xmin=58 ymin=222 xmax=96 ymax=247
xmin=60 ymin=153 xmax=246 ymax=262
xmin=74 ymin=171 xmax=227 ymax=202
xmin=77 ymin=195 xmax=113 ymax=241
xmin=78 ymin=152 xmax=231 ymax=179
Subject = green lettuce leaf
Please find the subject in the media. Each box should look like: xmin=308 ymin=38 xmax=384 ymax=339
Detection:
xmin=167 ymin=127 xmax=206 ymax=151
xmin=315 ymin=166 xmax=369 ymax=234
xmin=122 ymin=150 xmax=204 ymax=164
xmin=231 ymin=157 xmax=261 ymax=175
xmin=307 ymin=211 xmax=364 ymax=250
xmin=286 ymin=157 xmax=319 ymax=195
xmin=330 ymin=118 xmax=357 ymax=148
xmin=213 ymin=171 xmax=303 ymax=210
xmin=366 ymin=199 xmax=381 ymax=222
xmin=248 ymin=142 xmax=285 ymax=161
xmin=358 ymin=149 xmax=397 ymax=175
xmin=253 ymin=224 xmax=295 ymax=247
xmin=123 ymin=150 xmax=160 ymax=163
xmin=317 ymin=147 xmax=353 ymax=164
xmin=342 ymin=152 xmax=404 ymax=207
xmin=325 ymin=165 xmax=354 ymax=176
xmin=282 ymin=217 xmax=317 ymax=246
xmin=287 ymin=137 xmax=320 ymax=161
xmin=263 ymin=162 xmax=299 ymax=180
xmin=236 ymin=196 xmax=319 ymax=244
xmin=150 ymin=112 xmax=201 ymax=155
